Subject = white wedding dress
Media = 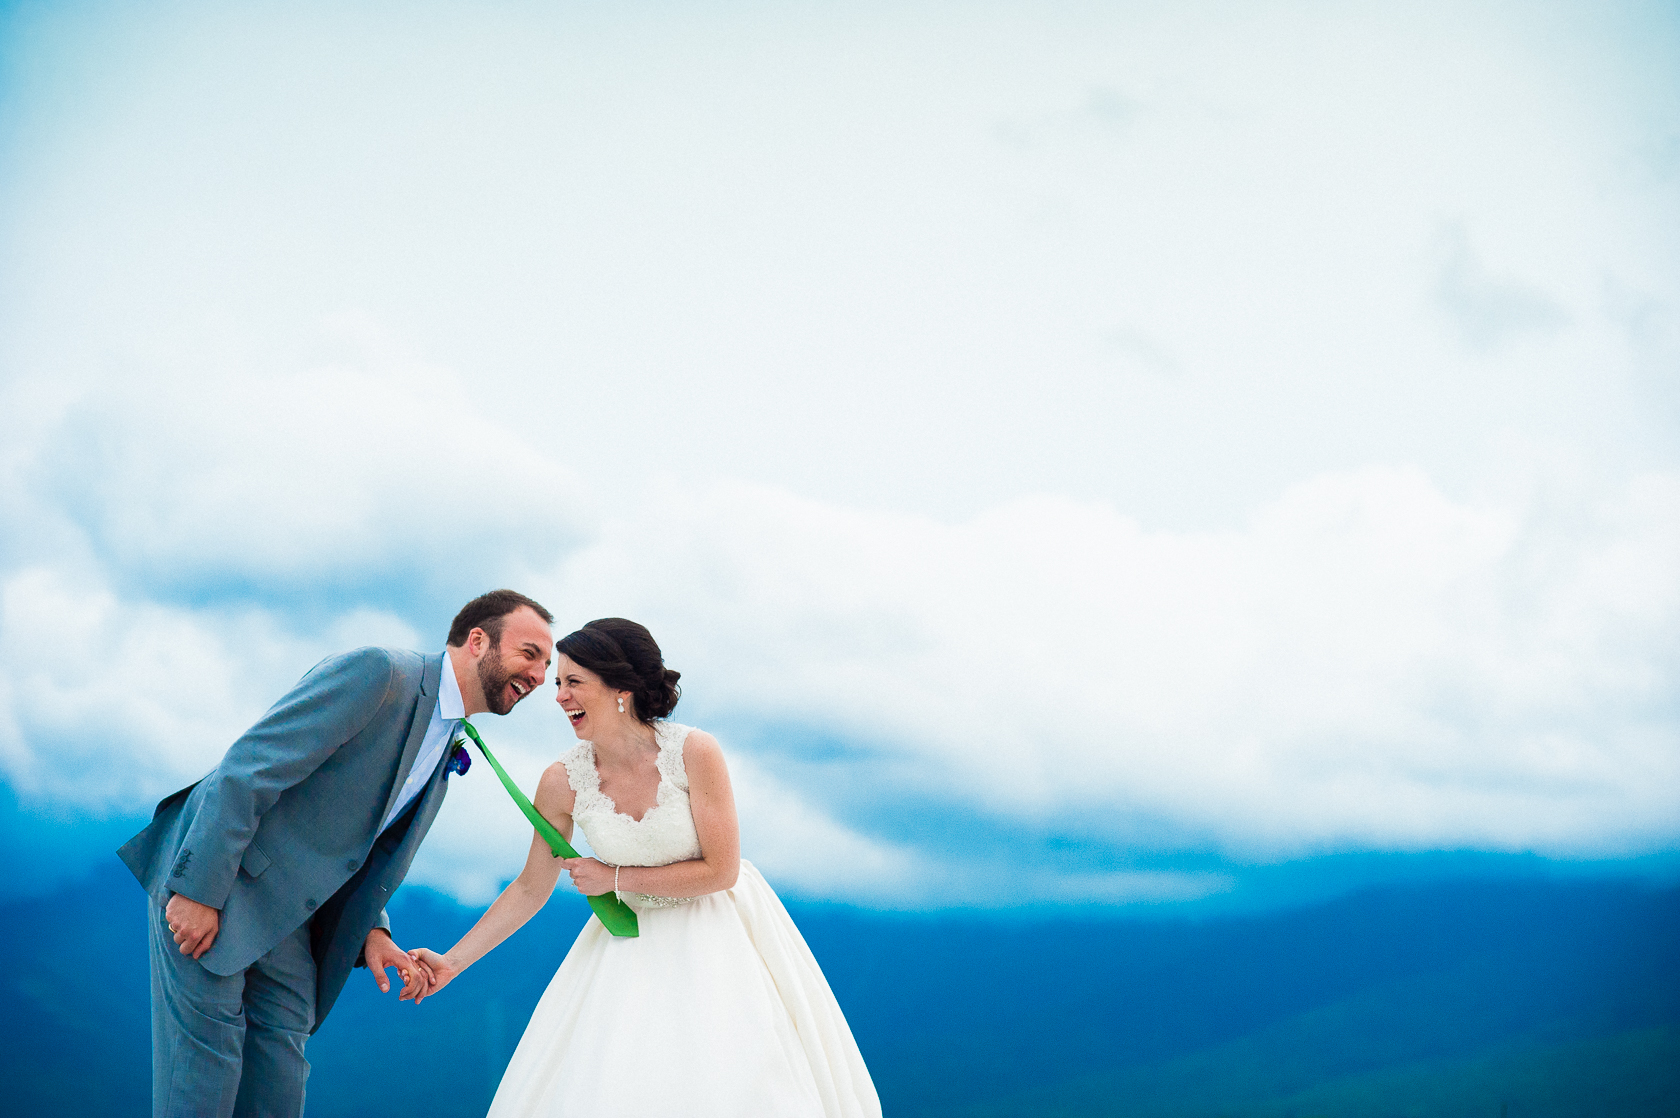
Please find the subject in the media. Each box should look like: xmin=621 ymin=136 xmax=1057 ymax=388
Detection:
xmin=486 ymin=722 xmax=881 ymax=1118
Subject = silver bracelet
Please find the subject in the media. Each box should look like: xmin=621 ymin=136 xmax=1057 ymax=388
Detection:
xmin=613 ymin=864 xmax=621 ymax=900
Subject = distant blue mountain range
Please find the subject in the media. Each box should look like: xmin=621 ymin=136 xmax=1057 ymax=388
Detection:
xmin=7 ymin=862 xmax=1676 ymax=1116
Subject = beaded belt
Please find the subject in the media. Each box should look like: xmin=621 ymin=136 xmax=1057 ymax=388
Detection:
xmin=622 ymin=892 xmax=694 ymax=909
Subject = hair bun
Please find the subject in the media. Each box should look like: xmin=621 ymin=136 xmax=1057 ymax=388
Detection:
xmin=646 ymin=666 xmax=682 ymax=720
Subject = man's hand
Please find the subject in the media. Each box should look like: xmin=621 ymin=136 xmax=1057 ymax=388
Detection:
xmin=364 ymin=929 xmax=433 ymax=1002
xmin=406 ymin=948 xmax=460 ymax=1004
xmin=165 ymin=893 xmax=221 ymax=960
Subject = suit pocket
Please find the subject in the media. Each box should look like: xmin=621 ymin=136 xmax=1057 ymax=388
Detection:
xmin=240 ymin=839 xmax=272 ymax=879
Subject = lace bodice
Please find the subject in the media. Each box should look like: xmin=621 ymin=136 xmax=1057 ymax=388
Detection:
xmin=561 ymin=721 xmax=702 ymax=907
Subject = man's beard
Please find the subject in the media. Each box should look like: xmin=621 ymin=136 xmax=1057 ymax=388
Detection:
xmin=477 ymin=645 xmax=519 ymax=715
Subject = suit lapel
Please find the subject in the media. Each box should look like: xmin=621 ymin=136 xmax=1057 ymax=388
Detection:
xmin=376 ymin=652 xmax=444 ymax=828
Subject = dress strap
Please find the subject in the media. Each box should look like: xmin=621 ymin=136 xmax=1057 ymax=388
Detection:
xmin=653 ymin=722 xmax=691 ymax=793
xmin=560 ymin=742 xmax=603 ymax=796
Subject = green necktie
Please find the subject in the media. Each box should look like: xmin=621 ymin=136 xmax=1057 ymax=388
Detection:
xmin=457 ymin=720 xmax=639 ymax=938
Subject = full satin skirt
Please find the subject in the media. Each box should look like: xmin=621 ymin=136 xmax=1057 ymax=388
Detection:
xmin=486 ymin=861 xmax=881 ymax=1118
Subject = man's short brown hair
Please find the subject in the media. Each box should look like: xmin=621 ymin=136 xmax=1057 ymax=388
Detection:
xmin=447 ymin=589 xmax=554 ymax=647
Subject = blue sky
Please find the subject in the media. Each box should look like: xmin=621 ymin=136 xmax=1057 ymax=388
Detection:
xmin=1 ymin=0 xmax=1677 ymax=907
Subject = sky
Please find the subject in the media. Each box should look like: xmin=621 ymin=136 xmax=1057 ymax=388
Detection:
xmin=1 ymin=0 xmax=1677 ymax=908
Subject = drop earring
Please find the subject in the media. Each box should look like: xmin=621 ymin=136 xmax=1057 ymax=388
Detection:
xmin=617 ymin=696 xmax=625 ymax=713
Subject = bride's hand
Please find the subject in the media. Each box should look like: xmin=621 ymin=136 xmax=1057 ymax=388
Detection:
xmin=407 ymin=948 xmax=458 ymax=1003
xmin=559 ymin=857 xmax=615 ymax=896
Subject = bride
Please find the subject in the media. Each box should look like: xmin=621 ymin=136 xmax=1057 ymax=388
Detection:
xmin=409 ymin=618 xmax=881 ymax=1118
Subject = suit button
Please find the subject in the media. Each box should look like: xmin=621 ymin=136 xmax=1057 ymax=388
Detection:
xmin=347 ymin=859 xmax=359 ymax=871
xmin=305 ymin=899 xmax=318 ymax=910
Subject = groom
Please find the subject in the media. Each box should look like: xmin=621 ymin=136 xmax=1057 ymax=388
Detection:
xmin=119 ymin=588 xmax=554 ymax=1118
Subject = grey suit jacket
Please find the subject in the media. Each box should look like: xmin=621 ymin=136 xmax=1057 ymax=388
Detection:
xmin=118 ymin=646 xmax=456 ymax=1030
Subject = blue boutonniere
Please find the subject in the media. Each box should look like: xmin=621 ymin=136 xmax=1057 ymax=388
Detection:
xmin=445 ymin=739 xmax=472 ymax=777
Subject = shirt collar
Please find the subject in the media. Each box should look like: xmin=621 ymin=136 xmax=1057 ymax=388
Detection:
xmin=438 ymin=650 xmax=467 ymax=721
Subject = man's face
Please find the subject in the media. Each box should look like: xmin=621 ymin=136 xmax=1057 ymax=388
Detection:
xmin=474 ymin=607 xmax=554 ymax=716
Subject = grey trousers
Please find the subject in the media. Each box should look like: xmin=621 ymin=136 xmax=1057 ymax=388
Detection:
xmin=149 ymin=898 xmax=316 ymax=1118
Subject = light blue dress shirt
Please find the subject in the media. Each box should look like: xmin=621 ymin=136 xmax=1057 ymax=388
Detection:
xmin=380 ymin=650 xmax=465 ymax=832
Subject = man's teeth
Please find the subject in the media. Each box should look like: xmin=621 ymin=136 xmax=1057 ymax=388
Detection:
xmin=512 ymin=682 xmax=528 ymax=696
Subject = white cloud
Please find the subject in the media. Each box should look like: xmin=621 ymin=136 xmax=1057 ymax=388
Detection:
xmin=549 ymin=467 xmax=1680 ymax=860
xmin=3 ymin=399 xmax=1676 ymax=899
xmin=0 ymin=565 xmax=397 ymax=804
xmin=0 ymin=1 xmax=1676 ymax=903
xmin=27 ymin=329 xmax=589 ymax=603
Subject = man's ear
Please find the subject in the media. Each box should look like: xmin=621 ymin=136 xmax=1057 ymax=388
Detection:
xmin=468 ymin=627 xmax=489 ymax=656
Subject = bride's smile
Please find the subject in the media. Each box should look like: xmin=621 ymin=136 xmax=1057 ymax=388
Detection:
xmin=555 ymin=661 xmax=595 ymax=734
xmin=555 ymin=654 xmax=641 ymax=741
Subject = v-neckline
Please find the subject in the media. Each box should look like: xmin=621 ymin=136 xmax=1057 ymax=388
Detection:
xmin=588 ymin=740 xmax=666 ymax=824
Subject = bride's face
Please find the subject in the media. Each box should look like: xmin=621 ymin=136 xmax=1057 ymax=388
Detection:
xmin=554 ymin=654 xmax=623 ymax=738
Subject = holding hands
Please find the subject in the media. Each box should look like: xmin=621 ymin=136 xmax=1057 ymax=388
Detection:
xmin=405 ymin=947 xmax=460 ymax=1003
xmin=363 ymin=928 xmax=433 ymax=1002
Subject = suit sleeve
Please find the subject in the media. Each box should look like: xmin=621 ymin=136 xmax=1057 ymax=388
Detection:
xmin=169 ymin=647 xmax=398 ymax=910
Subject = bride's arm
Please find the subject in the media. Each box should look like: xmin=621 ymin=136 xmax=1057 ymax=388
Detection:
xmin=565 ymin=730 xmax=741 ymax=900
xmin=408 ymin=761 xmax=575 ymax=1000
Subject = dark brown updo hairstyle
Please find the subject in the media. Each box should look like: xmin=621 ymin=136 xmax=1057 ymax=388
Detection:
xmin=555 ymin=618 xmax=681 ymax=723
